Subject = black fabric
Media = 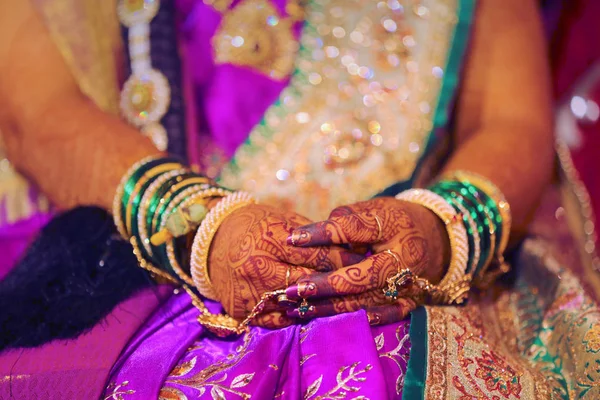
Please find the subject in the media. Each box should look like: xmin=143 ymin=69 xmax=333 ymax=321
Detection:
xmin=0 ymin=207 xmax=153 ymax=351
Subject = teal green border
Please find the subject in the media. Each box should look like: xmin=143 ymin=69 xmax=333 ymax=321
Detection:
xmin=403 ymin=307 xmax=428 ymax=399
xmin=401 ymin=1 xmax=477 ymax=398
xmin=378 ymin=0 xmax=478 ymax=198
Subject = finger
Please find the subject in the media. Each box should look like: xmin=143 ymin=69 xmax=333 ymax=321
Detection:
xmin=252 ymin=311 xmax=295 ymax=329
xmin=366 ymin=299 xmax=418 ymax=326
xmin=286 ymin=210 xmax=386 ymax=247
xmin=284 ymin=251 xmax=399 ymax=300
xmin=286 ymin=290 xmax=386 ymax=319
xmin=284 ymin=245 xmax=365 ymax=272
xmin=285 ymin=293 xmax=417 ymax=325
xmin=328 ymin=204 xmax=359 ymax=219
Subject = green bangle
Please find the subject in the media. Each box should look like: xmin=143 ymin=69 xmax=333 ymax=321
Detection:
xmin=431 ymin=187 xmax=484 ymax=274
xmin=431 ymin=185 xmax=495 ymax=276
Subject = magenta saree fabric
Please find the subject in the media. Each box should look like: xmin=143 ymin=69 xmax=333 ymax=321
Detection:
xmin=0 ymin=286 xmax=173 ymax=400
xmin=104 ymin=292 xmax=411 ymax=399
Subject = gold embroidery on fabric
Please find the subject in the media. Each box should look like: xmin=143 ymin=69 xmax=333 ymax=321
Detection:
xmin=377 ymin=326 xmax=410 ymax=394
xmin=303 ymin=362 xmax=373 ymax=400
xmin=158 ymin=387 xmax=187 ymax=400
xmin=104 ymin=381 xmax=135 ymax=400
xmin=583 ymin=323 xmax=600 ymax=353
xmin=300 ymin=353 xmax=317 ymax=366
xmin=162 ymin=332 xmax=255 ymax=399
xmin=212 ymin=0 xmax=299 ymax=80
xmin=220 ymin=0 xmax=459 ymax=220
xmin=424 ymin=239 xmax=600 ymax=399
xmin=170 ymin=356 xmax=198 ymax=377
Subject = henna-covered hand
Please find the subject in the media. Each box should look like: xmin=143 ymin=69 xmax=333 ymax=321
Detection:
xmin=285 ymin=197 xmax=450 ymax=324
xmin=208 ymin=204 xmax=364 ymax=327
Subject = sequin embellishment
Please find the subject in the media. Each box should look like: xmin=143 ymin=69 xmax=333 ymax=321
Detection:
xmin=212 ymin=0 xmax=300 ymax=80
xmin=220 ymin=0 xmax=458 ymax=220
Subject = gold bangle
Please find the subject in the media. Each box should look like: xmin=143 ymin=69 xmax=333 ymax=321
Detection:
xmin=113 ymin=155 xmax=161 ymax=239
xmin=166 ymin=240 xmax=196 ymax=287
xmin=190 ymin=192 xmax=256 ymax=300
xmin=396 ymin=189 xmax=471 ymax=304
xmin=149 ymin=177 xmax=211 ymax=232
xmin=150 ymin=187 xmax=231 ymax=246
xmin=137 ymin=169 xmax=188 ymax=255
xmin=124 ymin=162 xmax=184 ymax=235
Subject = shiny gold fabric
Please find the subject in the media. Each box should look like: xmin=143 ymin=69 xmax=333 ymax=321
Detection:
xmin=419 ymin=184 xmax=600 ymax=399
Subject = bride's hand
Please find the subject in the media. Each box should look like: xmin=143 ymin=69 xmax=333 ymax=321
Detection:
xmin=208 ymin=204 xmax=364 ymax=327
xmin=284 ymin=197 xmax=450 ymax=325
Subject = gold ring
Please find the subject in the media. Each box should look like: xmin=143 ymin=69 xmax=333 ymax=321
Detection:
xmin=385 ymin=249 xmax=401 ymax=271
xmin=374 ymin=214 xmax=383 ymax=242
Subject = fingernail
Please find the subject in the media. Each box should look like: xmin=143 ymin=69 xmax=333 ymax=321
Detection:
xmin=285 ymin=281 xmax=318 ymax=299
xmin=276 ymin=294 xmax=297 ymax=308
xmin=285 ymin=285 xmax=300 ymax=300
xmin=286 ymin=229 xmax=311 ymax=246
xmin=286 ymin=309 xmax=300 ymax=318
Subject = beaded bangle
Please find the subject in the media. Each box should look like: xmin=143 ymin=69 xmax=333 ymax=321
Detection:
xmin=431 ymin=183 xmax=497 ymax=277
xmin=113 ymin=155 xmax=162 ymax=239
xmin=150 ymin=188 xmax=230 ymax=276
xmin=190 ymin=192 xmax=256 ymax=300
xmin=395 ymin=189 xmax=470 ymax=304
xmin=444 ymin=196 xmax=481 ymax=276
xmin=156 ymin=186 xmax=231 ymax=233
xmin=148 ymin=177 xmax=211 ymax=233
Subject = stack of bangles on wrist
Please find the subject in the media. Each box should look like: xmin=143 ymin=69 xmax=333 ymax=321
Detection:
xmin=114 ymin=158 xmax=512 ymax=334
xmin=392 ymin=170 xmax=512 ymax=305
xmin=113 ymin=156 xmax=287 ymax=337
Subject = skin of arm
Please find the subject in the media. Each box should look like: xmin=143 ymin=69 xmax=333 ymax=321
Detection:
xmin=0 ymin=0 xmax=161 ymax=211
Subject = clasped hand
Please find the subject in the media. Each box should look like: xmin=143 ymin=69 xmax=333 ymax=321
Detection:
xmin=209 ymin=198 xmax=449 ymax=328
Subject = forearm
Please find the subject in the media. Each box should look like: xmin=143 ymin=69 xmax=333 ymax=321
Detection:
xmin=2 ymin=93 xmax=161 ymax=211
xmin=0 ymin=0 xmax=161 ymax=211
xmin=442 ymin=124 xmax=554 ymax=240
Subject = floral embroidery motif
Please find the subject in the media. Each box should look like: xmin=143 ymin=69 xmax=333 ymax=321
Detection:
xmin=304 ymin=362 xmax=372 ymax=400
xmin=584 ymin=323 xmax=600 ymax=353
xmin=474 ymin=350 xmax=523 ymax=399
xmin=162 ymin=332 xmax=255 ymax=399
xmin=376 ymin=325 xmax=411 ymax=395
xmin=104 ymin=381 xmax=135 ymax=400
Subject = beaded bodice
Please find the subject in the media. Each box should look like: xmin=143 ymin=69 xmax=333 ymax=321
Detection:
xmin=216 ymin=0 xmax=464 ymax=219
